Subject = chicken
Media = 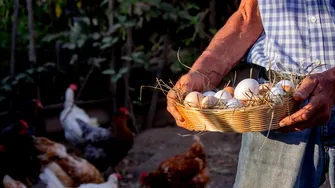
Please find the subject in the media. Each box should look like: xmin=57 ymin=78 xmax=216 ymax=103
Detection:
xmin=78 ymin=173 xmax=121 ymax=188
xmin=75 ymin=107 xmax=134 ymax=172
xmin=39 ymin=168 xmax=66 ymax=188
xmin=0 ymin=99 xmax=45 ymax=137
xmin=60 ymin=84 xmax=99 ymax=145
xmin=0 ymin=120 xmax=40 ymax=186
xmin=2 ymin=175 xmax=27 ymax=188
xmin=33 ymin=136 xmax=104 ymax=186
xmin=42 ymin=163 xmax=75 ymax=187
xmin=20 ymin=99 xmax=45 ymax=136
xmin=140 ymin=136 xmax=210 ymax=188
xmin=40 ymin=169 xmax=120 ymax=188
xmin=33 ymin=136 xmax=68 ymax=162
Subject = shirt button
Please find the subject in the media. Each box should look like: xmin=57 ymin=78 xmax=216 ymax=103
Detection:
xmin=310 ymin=16 xmax=317 ymax=23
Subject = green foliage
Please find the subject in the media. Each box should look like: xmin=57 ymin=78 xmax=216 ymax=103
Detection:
xmin=0 ymin=0 xmax=239 ymax=105
xmin=0 ymin=63 xmax=55 ymax=102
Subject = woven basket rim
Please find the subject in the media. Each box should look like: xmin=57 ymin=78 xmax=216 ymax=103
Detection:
xmin=176 ymin=96 xmax=296 ymax=113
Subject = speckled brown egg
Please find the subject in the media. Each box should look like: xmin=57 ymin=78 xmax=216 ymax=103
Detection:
xmin=280 ymin=85 xmax=295 ymax=93
xmin=224 ymin=87 xmax=235 ymax=97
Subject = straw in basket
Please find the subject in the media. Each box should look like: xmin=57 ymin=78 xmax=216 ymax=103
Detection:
xmin=176 ymin=97 xmax=302 ymax=133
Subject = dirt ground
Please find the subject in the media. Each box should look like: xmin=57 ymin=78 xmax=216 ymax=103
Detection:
xmin=114 ymin=127 xmax=331 ymax=188
xmin=114 ymin=127 xmax=241 ymax=187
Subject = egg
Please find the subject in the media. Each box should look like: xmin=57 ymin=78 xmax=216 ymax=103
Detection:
xmin=224 ymin=87 xmax=235 ymax=97
xmin=259 ymin=83 xmax=272 ymax=96
xmin=214 ymin=90 xmax=233 ymax=101
xmin=234 ymin=78 xmax=260 ymax=100
xmin=276 ymin=80 xmax=295 ymax=93
xmin=184 ymin=91 xmax=204 ymax=108
xmin=226 ymin=98 xmax=242 ymax=108
xmin=281 ymin=86 xmax=295 ymax=93
xmin=201 ymin=96 xmax=219 ymax=108
xmin=269 ymin=86 xmax=284 ymax=99
xmin=202 ymin=91 xmax=216 ymax=97
xmin=276 ymin=80 xmax=295 ymax=88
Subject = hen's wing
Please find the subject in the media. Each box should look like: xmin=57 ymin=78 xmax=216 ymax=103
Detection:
xmin=187 ymin=167 xmax=210 ymax=188
xmin=88 ymin=117 xmax=99 ymax=127
xmin=78 ymin=173 xmax=119 ymax=188
xmin=67 ymin=105 xmax=100 ymax=128
xmin=60 ymin=109 xmax=84 ymax=145
xmin=44 ymin=162 xmax=75 ymax=187
xmin=56 ymin=155 xmax=104 ymax=184
xmin=39 ymin=168 xmax=65 ymax=188
xmin=75 ymin=118 xmax=111 ymax=142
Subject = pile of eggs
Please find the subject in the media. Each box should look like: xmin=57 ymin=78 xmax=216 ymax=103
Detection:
xmin=183 ymin=78 xmax=295 ymax=109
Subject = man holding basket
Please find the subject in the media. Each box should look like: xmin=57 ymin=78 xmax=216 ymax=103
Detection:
xmin=167 ymin=0 xmax=335 ymax=187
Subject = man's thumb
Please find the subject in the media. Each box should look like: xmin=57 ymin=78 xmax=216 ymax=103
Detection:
xmin=293 ymin=77 xmax=318 ymax=101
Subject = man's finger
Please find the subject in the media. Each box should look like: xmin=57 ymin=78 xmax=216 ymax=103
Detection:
xmin=167 ymin=91 xmax=184 ymax=122
xmin=279 ymin=103 xmax=317 ymax=127
xmin=175 ymin=119 xmax=192 ymax=130
xmin=294 ymin=76 xmax=318 ymax=101
xmin=275 ymin=114 xmax=318 ymax=133
xmin=290 ymin=112 xmax=324 ymax=131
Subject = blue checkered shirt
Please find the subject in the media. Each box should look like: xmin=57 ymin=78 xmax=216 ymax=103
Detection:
xmin=247 ymin=0 xmax=335 ymax=75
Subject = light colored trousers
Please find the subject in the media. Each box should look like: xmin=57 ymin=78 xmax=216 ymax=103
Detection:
xmin=233 ymin=102 xmax=335 ymax=188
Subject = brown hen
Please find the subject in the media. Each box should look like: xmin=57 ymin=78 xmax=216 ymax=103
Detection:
xmin=43 ymin=162 xmax=75 ymax=187
xmin=140 ymin=136 xmax=210 ymax=188
xmin=33 ymin=136 xmax=104 ymax=186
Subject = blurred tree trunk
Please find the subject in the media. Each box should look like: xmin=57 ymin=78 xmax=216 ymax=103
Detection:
xmin=107 ymin=0 xmax=117 ymax=113
xmin=10 ymin=0 xmax=19 ymax=80
xmin=26 ymin=0 xmax=40 ymax=100
xmin=26 ymin=0 xmax=36 ymax=66
xmin=9 ymin=0 xmax=19 ymax=110
xmin=209 ymin=0 xmax=216 ymax=29
xmin=124 ymin=7 xmax=132 ymax=110
xmin=124 ymin=4 xmax=138 ymax=133
xmin=146 ymin=35 xmax=170 ymax=129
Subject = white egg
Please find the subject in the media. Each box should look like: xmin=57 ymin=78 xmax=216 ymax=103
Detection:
xmin=214 ymin=90 xmax=233 ymax=101
xmin=226 ymin=98 xmax=242 ymax=108
xmin=202 ymin=91 xmax=216 ymax=97
xmin=276 ymin=80 xmax=295 ymax=88
xmin=234 ymin=78 xmax=260 ymax=100
xmin=201 ymin=96 xmax=219 ymax=108
xmin=184 ymin=91 xmax=204 ymax=108
xmin=269 ymin=86 xmax=284 ymax=98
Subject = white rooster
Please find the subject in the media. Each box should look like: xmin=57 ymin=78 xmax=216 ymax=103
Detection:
xmin=60 ymin=84 xmax=99 ymax=145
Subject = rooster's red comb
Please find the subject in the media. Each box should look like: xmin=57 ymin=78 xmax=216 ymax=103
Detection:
xmin=119 ymin=107 xmax=129 ymax=115
xmin=32 ymin=99 xmax=44 ymax=108
xmin=19 ymin=120 xmax=29 ymax=128
xmin=115 ymin=173 xmax=122 ymax=179
xmin=0 ymin=145 xmax=5 ymax=152
xmin=140 ymin=172 xmax=148 ymax=185
xmin=69 ymin=84 xmax=77 ymax=91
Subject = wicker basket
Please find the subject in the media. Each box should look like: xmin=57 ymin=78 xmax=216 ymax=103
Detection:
xmin=176 ymin=97 xmax=302 ymax=133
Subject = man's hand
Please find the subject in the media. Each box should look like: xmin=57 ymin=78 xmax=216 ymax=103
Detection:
xmin=278 ymin=68 xmax=335 ymax=132
xmin=166 ymin=72 xmax=209 ymax=129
